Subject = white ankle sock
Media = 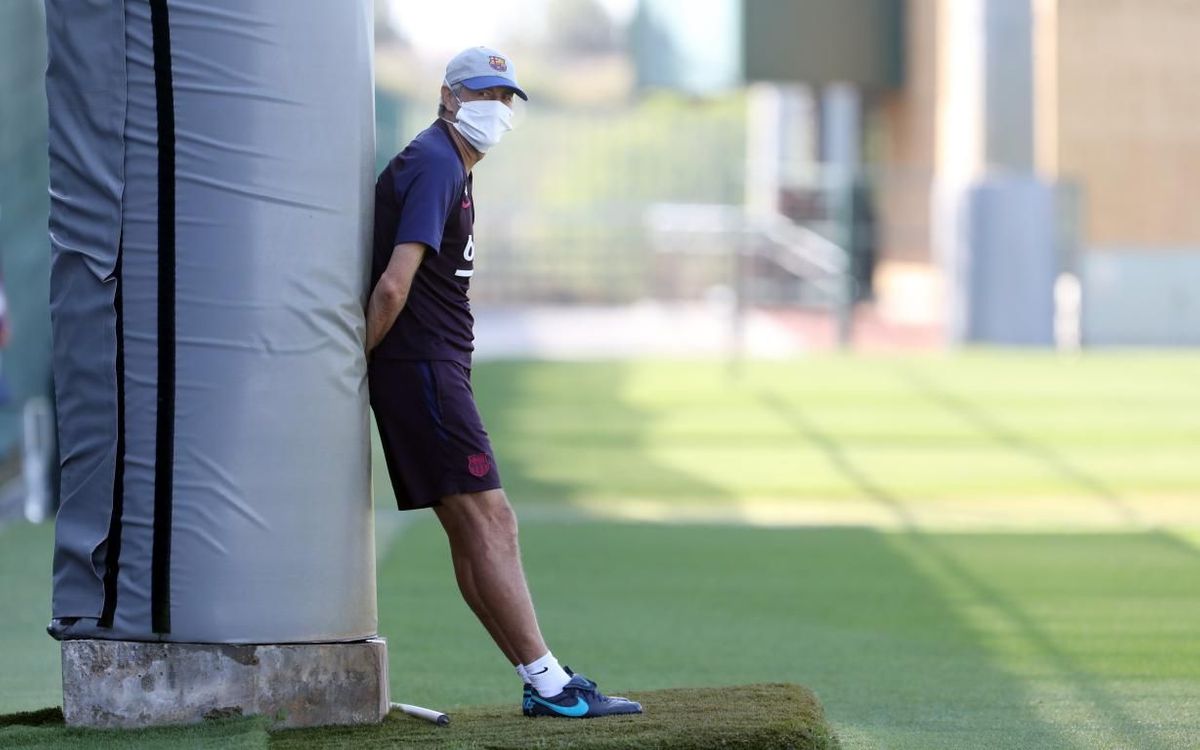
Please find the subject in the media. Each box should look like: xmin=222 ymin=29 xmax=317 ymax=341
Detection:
xmin=523 ymin=651 xmax=571 ymax=697
xmin=515 ymin=663 xmax=530 ymax=684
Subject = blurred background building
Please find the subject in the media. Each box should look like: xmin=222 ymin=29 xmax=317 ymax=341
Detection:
xmin=2 ymin=0 xmax=1199 ymax=511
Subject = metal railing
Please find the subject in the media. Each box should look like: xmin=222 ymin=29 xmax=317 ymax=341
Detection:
xmin=645 ymin=202 xmax=856 ymax=348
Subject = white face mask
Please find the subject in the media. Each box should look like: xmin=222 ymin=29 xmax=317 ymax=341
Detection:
xmin=447 ymin=86 xmax=513 ymax=153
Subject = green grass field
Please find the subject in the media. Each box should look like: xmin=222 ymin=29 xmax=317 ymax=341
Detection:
xmin=3 ymin=353 xmax=1199 ymax=748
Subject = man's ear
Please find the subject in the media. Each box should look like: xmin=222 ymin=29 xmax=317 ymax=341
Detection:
xmin=440 ymin=85 xmax=456 ymax=115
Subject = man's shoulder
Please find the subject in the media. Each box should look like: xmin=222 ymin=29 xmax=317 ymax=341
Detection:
xmin=393 ymin=122 xmax=464 ymax=181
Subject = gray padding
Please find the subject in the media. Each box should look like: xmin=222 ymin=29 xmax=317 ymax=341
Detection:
xmin=47 ymin=0 xmax=128 ymax=619
xmin=48 ymin=0 xmax=378 ymax=643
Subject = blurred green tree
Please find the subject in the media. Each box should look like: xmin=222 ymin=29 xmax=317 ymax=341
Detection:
xmin=374 ymin=0 xmax=409 ymax=49
xmin=547 ymin=0 xmax=620 ymax=55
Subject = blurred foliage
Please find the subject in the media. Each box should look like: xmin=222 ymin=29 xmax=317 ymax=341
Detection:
xmin=373 ymin=0 xmax=409 ymax=49
xmin=546 ymin=0 xmax=621 ymax=55
xmin=483 ymin=93 xmax=746 ymax=303
xmin=524 ymin=93 xmax=746 ymax=209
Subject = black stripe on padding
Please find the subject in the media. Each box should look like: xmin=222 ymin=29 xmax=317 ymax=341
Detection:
xmin=99 ymin=236 xmax=126 ymax=629
xmin=150 ymin=0 xmax=176 ymax=635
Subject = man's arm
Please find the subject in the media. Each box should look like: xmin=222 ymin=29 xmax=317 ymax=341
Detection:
xmin=366 ymin=242 xmax=425 ymax=353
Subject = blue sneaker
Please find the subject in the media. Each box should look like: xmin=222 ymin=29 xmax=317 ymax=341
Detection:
xmin=563 ymin=667 xmax=631 ymax=701
xmin=523 ymin=673 xmax=642 ymax=718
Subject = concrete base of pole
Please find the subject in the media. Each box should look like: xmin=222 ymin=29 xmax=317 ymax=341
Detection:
xmin=61 ymin=637 xmax=389 ymax=729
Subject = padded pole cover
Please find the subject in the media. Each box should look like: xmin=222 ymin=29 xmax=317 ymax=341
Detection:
xmin=47 ymin=0 xmax=377 ymax=643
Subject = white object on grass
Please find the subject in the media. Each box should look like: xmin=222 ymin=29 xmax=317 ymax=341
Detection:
xmin=392 ymin=702 xmax=450 ymax=726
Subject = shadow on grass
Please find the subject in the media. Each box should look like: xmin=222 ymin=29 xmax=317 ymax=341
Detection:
xmin=472 ymin=360 xmax=733 ymax=507
xmin=519 ymin=521 xmax=1082 ymax=750
xmin=0 ymin=707 xmax=62 ymax=727
xmin=1153 ymin=529 xmax=1200 ymax=561
xmin=894 ymin=366 xmax=1142 ymax=524
xmin=755 ymin=390 xmax=918 ymax=527
xmin=757 ymin=386 xmax=1179 ymax=750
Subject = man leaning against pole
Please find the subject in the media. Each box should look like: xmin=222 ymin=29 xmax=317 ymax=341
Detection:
xmin=364 ymin=46 xmax=643 ymax=719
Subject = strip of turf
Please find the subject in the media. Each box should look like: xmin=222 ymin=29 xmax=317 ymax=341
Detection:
xmin=0 ymin=684 xmax=835 ymax=750
xmin=271 ymin=684 xmax=837 ymax=749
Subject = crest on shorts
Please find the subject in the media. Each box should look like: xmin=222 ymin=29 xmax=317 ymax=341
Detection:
xmin=467 ymin=453 xmax=491 ymax=478
xmin=489 ymin=55 xmax=507 ymax=72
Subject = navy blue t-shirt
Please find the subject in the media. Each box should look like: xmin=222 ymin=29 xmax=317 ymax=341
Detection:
xmin=371 ymin=119 xmax=476 ymax=365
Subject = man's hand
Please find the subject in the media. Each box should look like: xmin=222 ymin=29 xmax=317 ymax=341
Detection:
xmin=366 ymin=243 xmax=425 ymax=353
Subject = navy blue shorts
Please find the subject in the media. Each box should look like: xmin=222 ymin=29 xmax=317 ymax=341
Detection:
xmin=368 ymin=359 xmax=502 ymax=511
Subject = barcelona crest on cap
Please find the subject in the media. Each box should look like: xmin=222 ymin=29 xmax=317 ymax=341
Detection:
xmin=444 ymin=46 xmax=528 ymax=100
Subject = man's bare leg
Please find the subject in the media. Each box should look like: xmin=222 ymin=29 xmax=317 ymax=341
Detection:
xmin=433 ymin=487 xmax=643 ymax=717
xmin=440 ymin=519 xmax=522 ymax=667
xmin=434 ymin=488 xmax=548 ymax=666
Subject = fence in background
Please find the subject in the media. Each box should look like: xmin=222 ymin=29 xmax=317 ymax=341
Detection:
xmin=377 ymin=93 xmax=940 ymax=349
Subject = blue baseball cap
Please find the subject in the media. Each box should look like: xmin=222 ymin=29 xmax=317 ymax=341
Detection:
xmin=445 ymin=46 xmax=528 ymax=101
